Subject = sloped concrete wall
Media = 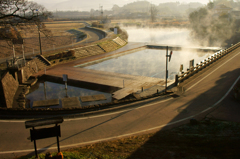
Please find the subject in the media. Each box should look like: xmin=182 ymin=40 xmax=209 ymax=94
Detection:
xmin=18 ymin=60 xmax=38 ymax=83
xmin=0 ymin=72 xmax=19 ymax=108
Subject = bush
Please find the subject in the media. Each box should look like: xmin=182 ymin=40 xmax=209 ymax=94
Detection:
xmin=109 ymin=26 xmax=122 ymax=34
xmin=98 ymin=24 xmax=104 ymax=28
xmin=92 ymin=22 xmax=99 ymax=27
xmin=68 ymin=50 xmax=75 ymax=56
xmin=47 ymin=50 xmax=75 ymax=61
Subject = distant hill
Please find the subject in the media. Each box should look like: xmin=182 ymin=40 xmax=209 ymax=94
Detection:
xmin=39 ymin=0 xmax=205 ymax=19
xmin=34 ymin=0 xmax=204 ymax=12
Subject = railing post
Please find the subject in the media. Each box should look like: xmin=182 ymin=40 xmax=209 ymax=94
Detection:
xmin=175 ymin=74 xmax=178 ymax=86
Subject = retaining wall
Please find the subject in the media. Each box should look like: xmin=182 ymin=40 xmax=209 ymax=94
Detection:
xmin=0 ymin=72 xmax=19 ymax=108
xmin=18 ymin=60 xmax=38 ymax=83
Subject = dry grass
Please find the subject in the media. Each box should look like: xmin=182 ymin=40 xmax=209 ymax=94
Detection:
xmin=0 ymin=21 xmax=85 ymax=59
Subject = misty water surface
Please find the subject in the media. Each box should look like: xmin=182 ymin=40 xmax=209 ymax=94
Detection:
xmin=124 ymin=27 xmax=199 ymax=46
xmin=85 ymin=49 xmax=213 ymax=80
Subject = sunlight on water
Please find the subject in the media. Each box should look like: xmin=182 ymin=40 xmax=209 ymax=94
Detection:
xmin=85 ymin=49 xmax=213 ymax=79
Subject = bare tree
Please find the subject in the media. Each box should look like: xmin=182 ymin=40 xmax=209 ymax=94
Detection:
xmin=0 ymin=0 xmax=52 ymax=41
xmin=150 ymin=4 xmax=158 ymax=23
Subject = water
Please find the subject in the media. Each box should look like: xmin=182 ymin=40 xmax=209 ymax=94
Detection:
xmin=84 ymin=49 xmax=213 ymax=80
xmin=124 ymin=27 xmax=198 ymax=46
xmin=26 ymin=81 xmax=112 ymax=108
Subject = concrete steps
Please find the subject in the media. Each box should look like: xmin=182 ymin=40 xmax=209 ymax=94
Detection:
xmin=98 ymin=41 xmax=120 ymax=52
xmin=33 ymin=57 xmax=50 ymax=71
xmin=74 ymin=48 xmax=89 ymax=58
xmin=113 ymin=37 xmax=127 ymax=46
xmin=74 ymin=45 xmax=106 ymax=58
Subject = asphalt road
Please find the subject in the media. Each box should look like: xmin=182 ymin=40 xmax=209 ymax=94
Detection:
xmin=0 ymin=46 xmax=240 ymax=158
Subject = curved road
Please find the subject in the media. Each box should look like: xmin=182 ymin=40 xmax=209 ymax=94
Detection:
xmin=0 ymin=26 xmax=105 ymax=64
xmin=0 ymin=46 xmax=240 ymax=158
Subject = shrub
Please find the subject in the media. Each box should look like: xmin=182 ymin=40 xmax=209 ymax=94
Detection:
xmin=67 ymin=50 xmax=75 ymax=56
xmin=92 ymin=22 xmax=99 ymax=27
xmin=109 ymin=26 xmax=122 ymax=34
xmin=98 ymin=24 xmax=104 ymax=28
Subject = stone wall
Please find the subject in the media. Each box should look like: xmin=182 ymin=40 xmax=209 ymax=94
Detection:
xmin=0 ymin=72 xmax=19 ymax=108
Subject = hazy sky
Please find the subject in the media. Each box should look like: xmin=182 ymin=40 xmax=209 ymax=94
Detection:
xmin=30 ymin=0 xmax=210 ymax=11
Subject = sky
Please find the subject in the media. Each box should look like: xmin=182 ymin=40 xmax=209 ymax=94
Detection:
xmin=29 ymin=0 xmax=210 ymax=11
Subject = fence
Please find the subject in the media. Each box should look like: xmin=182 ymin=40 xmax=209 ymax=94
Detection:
xmin=6 ymin=58 xmax=26 ymax=69
xmin=175 ymin=42 xmax=240 ymax=85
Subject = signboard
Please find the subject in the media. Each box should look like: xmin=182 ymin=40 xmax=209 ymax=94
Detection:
xmin=30 ymin=126 xmax=61 ymax=141
xmin=25 ymin=117 xmax=63 ymax=158
xmin=63 ymin=74 xmax=68 ymax=82
xmin=114 ymin=28 xmax=118 ymax=34
xmin=12 ymin=38 xmax=23 ymax=44
xmin=169 ymin=51 xmax=173 ymax=62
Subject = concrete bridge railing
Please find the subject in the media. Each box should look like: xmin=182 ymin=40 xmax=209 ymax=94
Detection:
xmin=175 ymin=42 xmax=240 ymax=85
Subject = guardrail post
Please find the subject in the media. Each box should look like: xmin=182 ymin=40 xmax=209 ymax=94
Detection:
xmin=175 ymin=75 xmax=179 ymax=86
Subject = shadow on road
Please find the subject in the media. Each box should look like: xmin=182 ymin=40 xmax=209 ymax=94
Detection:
xmin=127 ymin=68 xmax=240 ymax=158
xmin=23 ymin=108 xmax=134 ymax=156
xmin=22 ymin=68 xmax=240 ymax=158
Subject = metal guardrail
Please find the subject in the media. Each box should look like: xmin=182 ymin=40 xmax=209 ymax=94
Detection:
xmin=175 ymin=42 xmax=240 ymax=85
xmin=6 ymin=58 xmax=26 ymax=69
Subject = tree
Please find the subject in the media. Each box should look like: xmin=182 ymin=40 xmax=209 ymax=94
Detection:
xmin=207 ymin=1 xmax=214 ymax=10
xmin=0 ymin=0 xmax=52 ymax=41
xmin=150 ymin=4 xmax=158 ymax=23
xmin=189 ymin=1 xmax=235 ymax=46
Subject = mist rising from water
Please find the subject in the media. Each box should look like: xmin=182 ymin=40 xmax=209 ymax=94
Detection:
xmin=123 ymin=27 xmax=201 ymax=47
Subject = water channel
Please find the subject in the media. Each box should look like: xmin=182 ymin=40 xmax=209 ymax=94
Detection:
xmin=83 ymin=49 xmax=214 ymax=80
xmin=27 ymin=27 xmax=218 ymax=108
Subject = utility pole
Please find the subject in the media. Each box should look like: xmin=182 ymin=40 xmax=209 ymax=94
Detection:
xmin=99 ymin=5 xmax=103 ymax=21
xmin=165 ymin=46 xmax=168 ymax=93
xmin=165 ymin=46 xmax=173 ymax=93
xmin=36 ymin=10 xmax=43 ymax=55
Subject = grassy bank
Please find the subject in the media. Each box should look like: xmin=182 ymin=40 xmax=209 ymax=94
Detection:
xmin=18 ymin=119 xmax=240 ymax=159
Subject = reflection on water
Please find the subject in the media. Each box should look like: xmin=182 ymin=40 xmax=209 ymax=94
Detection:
xmin=26 ymin=81 xmax=112 ymax=108
xmin=85 ymin=49 xmax=213 ymax=79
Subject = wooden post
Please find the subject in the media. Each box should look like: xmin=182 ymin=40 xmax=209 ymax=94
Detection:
xmin=33 ymin=127 xmax=38 ymax=159
xmin=22 ymin=41 xmax=25 ymax=63
xmin=56 ymin=124 xmax=60 ymax=153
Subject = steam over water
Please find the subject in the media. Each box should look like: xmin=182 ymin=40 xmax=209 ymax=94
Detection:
xmin=85 ymin=49 xmax=212 ymax=80
xmin=124 ymin=27 xmax=199 ymax=46
xmin=84 ymin=28 xmax=214 ymax=79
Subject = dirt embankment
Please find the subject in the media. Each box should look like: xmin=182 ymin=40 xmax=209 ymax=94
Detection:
xmin=0 ymin=36 xmax=73 ymax=59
